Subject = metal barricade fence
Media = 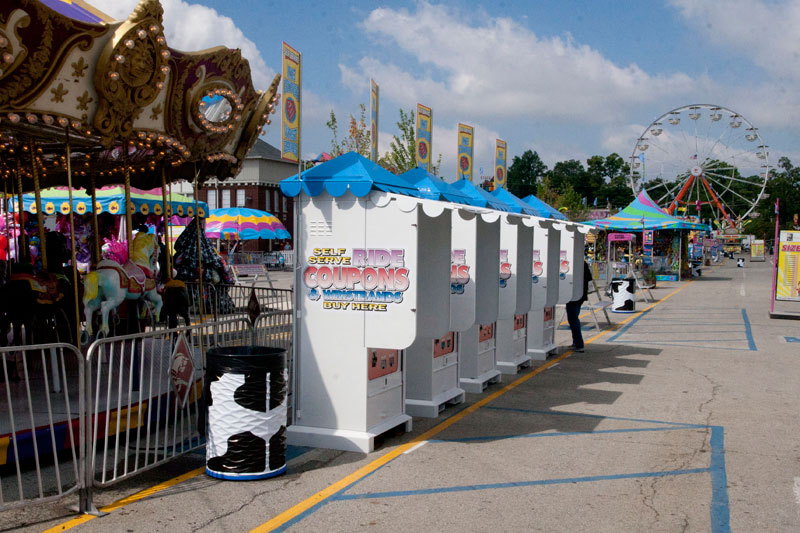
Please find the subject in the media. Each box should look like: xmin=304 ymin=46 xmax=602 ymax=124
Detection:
xmin=0 ymin=343 xmax=84 ymax=511
xmin=84 ymin=318 xmax=251 ymax=488
xmin=185 ymin=283 xmax=292 ymax=322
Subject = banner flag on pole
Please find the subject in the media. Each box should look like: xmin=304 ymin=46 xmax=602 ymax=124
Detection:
xmin=495 ymin=139 xmax=507 ymax=189
xmin=457 ymin=123 xmax=474 ymax=182
xmin=281 ymin=42 xmax=301 ymax=163
xmin=370 ymin=79 xmax=379 ymax=162
xmin=416 ymin=103 xmax=432 ymax=172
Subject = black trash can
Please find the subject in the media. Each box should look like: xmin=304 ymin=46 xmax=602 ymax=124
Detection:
xmin=610 ymin=278 xmax=636 ymax=313
xmin=205 ymin=346 xmax=287 ymax=480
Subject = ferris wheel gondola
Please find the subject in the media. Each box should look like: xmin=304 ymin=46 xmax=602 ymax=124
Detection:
xmin=629 ymin=104 xmax=769 ymax=229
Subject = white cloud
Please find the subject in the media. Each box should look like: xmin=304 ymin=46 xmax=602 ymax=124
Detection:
xmin=345 ymin=2 xmax=697 ymax=123
xmin=91 ymin=0 xmax=273 ymax=88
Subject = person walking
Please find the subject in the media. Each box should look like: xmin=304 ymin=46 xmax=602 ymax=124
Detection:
xmin=566 ymin=259 xmax=592 ymax=352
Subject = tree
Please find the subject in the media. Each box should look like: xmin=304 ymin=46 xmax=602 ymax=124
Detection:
xmin=549 ymin=159 xmax=586 ymax=194
xmin=325 ymin=103 xmax=371 ymax=157
xmin=378 ymin=108 xmax=441 ymax=175
xmin=507 ymin=150 xmax=547 ymax=198
xmin=557 ymin=184 xmax=590 ymax=221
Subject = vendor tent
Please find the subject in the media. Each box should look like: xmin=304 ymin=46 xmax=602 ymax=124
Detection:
xmin=205 ymin=207 xmax=290 ymax=240
xmin=12 ymin=186 xmax=208 ymax=218
xmin=584 ymin=190 xmax=710 ymax=231
xmin=521 ymin=194 xmax=568 ymax=221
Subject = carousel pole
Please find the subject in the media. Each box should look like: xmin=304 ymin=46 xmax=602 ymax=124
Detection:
xmin=29 ymin=139 xmax=47 ymax=271
xmin=123 ymin=143 xmax=133 ymax=258
xmin=193 ymin=164 xmax=205 ymax=319
xmin=160 ymin=166 xmax=171 ymax=279
xmin=15 ymin=158 xmax=27 ymax=263
xmin=3 ymin=176 xmax=10 ymax=276
xmin=90 ymin=170 xmax=100 ymax=265
xmin=64 ymin=129 xmax=82 ymax=347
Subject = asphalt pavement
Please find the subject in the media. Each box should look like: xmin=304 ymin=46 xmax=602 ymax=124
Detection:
xmin=4 ymin=257 xmax=800 ymax=532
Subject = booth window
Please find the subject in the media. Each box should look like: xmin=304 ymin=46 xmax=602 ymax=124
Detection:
xmin=222 ymin=189 xmax=231 ymax=208
xmin=236 ymin=189 xmax=246 ymax=207
xmin=207 ymin=190 xmax=217 ymax=210
xmin=265 ymin=189 xmax=272 ymax=212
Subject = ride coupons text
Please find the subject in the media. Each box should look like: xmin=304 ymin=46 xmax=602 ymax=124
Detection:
xmin=303 ymin=248 xmax=409 ymax=311
xmin=451 ymin=249 xmax=471 ymax=294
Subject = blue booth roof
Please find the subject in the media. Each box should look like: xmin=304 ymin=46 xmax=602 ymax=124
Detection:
xmin=491 ymin=188 xmax=543 ymax=216
xmin=521 ymin=194 xmax=568 ymax=221
xmin=451 ymin=179 xmax=512 ymax=211
xmin=280 ymin=152 xmax=423 ymax=199
xmin=397 ymin=168 xmax=474 ymax=205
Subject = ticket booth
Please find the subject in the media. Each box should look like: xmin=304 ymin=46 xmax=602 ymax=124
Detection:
xmin=491 ymin=189 xmax=535 ymax=375
xmin=527 ymin=219 xmax=562 ymax=359
xmin=281 ymin=153 xmax=451 ymax=452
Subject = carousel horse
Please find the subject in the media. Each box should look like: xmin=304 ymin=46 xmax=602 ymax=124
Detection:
xmin=0 ymin=232 xmax=77 ymax=347
xmin=82 ymin=232 xmax=163 ymax=340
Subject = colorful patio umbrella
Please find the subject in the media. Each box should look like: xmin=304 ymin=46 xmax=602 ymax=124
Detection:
xmin=205 ymin=207 xmax=290 ymax=240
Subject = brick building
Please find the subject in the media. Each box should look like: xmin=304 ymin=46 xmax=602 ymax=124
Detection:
xmin=197 ymin=139 xmax=297 ymax=252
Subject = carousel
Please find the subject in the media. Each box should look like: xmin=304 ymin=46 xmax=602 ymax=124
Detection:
xmin=0 ymin=0 xmax=281 ymax=347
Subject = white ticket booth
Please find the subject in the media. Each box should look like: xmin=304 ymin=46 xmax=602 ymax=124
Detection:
xmin=494 ymin=214 xmax=534 ymax=375
xmin=454 ymin=208 xmax=502 ymax=393
xmin=282 ymin=153 xmax=451 ymax=452
xmin=527 ymin=219 xmax=562 ymax=359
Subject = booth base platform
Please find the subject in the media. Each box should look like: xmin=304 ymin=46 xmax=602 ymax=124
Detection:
xmin=405 ymin=387 xmax=466 ymax=418
xmin=497 ymin=355 xmax=532 ymax=375
xmin=527 ymin=342 xmax=558 ymax=361
xmin=287 ymin=415 xmax=412 ymax=453
xmin=460 ymin=369 xmax=501 ymax=394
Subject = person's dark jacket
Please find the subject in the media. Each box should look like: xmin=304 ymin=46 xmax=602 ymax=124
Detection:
xmin=575 ymin=260 xmax=592 ymax=305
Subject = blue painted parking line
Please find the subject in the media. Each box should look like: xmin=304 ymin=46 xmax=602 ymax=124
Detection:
xmin=274 ymin=414 xmax=730 ymax=533
xmin=607 ymin=308 xmax=652 ymax=342
xmin=334 ymin=468 xmax=709 ymax=501
xmin=741 ymin=309 xmax=757 ymax=351
xmin=786 ymin=337 xmax=800 ymax=343
xmin=432 ymin=425 xmax=701 ymax=443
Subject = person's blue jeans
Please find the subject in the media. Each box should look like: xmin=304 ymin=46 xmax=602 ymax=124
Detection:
xmin=565 ymin=300 xmax=583 ymax=349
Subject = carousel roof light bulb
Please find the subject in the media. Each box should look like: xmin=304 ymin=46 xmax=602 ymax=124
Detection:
xmin=58 ymin=117 xmax=68 ymax=127
xmin=137 ymin=28 xmax=147 ymax=39
xmin=149 ymin=24 xmax=159 ymax=34
xmin=0 ymin=36 xmax=7 ymax=47
xmin=124 ymin=39 xmax=135 ymax=49
xmin=71 ymin=121 xmax=81 ymax=129
xmin=43 ymin=115 xmax=53 ymax=125
xmin=156 ymin=36 xmax=166 ymax=45
xmin=109 ymin=71 xmax=119 ymax=80
xmin=8 ymin=113 xmax=19 ymax=123
xmin=161 ymin=49 xmax=170 ymax=59
xmin=156 ymin=81 xmax=164 ymax=89
xmin=2 ymin=52 xmax=13 ymax=64
xmin=114 ymin=54 xmax=125 ymax=63
xmin=26 ymin=114 xmax=36 ymax=123
xmin=161 ymin=65 xmax=170 ymax=74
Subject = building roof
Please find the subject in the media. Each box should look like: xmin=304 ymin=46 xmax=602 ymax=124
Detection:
xmin=246 ymin=139 xmax=284 ymax=162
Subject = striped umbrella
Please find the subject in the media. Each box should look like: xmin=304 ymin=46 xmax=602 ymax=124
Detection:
xmin=205 ymin=207 xmax=290 ymax=240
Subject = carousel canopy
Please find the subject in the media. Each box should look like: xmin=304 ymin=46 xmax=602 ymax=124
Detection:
xmin=490 ymin=188 xmax=542 ymax=216
xmin=451 ymin=178 xmax=511 ymax=211
xmin=0 ymin=0 xmax=280 ymax=190
xmin=280 ymin=152 xmax=423 ymax=199
xmin=521 ymin=194 xmax=568 ymax=221
xmin=584 ymin=190 xmax=710 ymax=231
xmin=205 ymin=207 xmax=290 ymax=240
xmin=11 ymin=185 xmax=208 ymax=217
xmin=397 ymin=167 xmax=473 ymax=205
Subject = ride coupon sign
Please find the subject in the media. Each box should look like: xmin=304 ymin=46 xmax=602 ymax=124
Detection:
xmin=303 ymin=247 xmax=410 ymax=311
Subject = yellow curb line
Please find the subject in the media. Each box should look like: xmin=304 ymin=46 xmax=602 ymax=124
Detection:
xmin=251 ymin=277 xmax=700 ymax=532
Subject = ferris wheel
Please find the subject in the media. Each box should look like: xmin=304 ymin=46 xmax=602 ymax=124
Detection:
xmin=629 ymin=104 xmax=770 ymax=229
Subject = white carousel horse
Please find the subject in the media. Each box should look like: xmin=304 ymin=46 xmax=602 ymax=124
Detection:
xmin=83 ymin=232 xmax=163 ymax=340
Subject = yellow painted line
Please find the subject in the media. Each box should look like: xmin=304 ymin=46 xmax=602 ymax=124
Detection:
xmin=252 ymin=278 xmax=700 ymax=532
xmin=43 ymin=467 xmax=205 ymax=532
xmin=47 ymin=275 xmax=704 ymax=532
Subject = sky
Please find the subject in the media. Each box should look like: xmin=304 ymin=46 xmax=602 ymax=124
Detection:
xmin=91 ymin=0 xmax=800 ymax=185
